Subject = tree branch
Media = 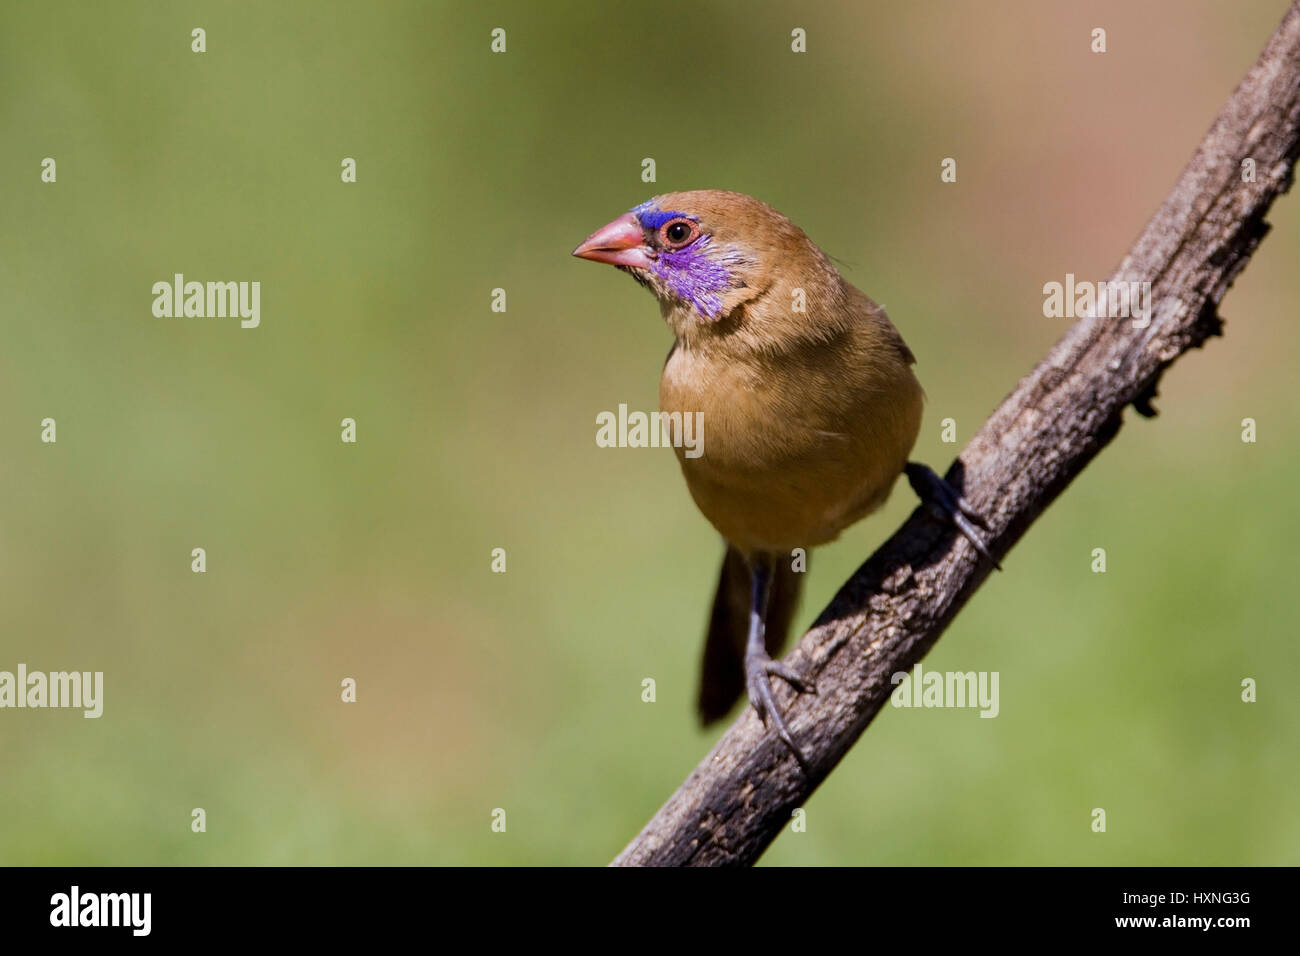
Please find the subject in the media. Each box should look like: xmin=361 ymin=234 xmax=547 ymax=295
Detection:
xmin=613 ymin=2 xmax=1300 ymax=867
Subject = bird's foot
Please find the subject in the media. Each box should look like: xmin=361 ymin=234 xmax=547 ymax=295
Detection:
xmin=745 ymin=648 xmax=816 ymax=774
xmin=905 ymin=462 xmax=1001 ymax=570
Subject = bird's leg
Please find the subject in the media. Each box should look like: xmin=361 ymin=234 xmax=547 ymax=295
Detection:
xmin=744 ymin=551 xmax=815 ymax=773
xmin=905 ymin=462 xmax=1001 ymax=570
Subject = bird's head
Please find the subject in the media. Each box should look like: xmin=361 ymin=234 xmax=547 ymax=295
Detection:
xmin=573 ymin=190 xmax=832 ymax=339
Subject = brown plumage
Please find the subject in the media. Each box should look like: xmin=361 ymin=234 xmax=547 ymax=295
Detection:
xmin=575 ymin=189 xmax=927 ymax=759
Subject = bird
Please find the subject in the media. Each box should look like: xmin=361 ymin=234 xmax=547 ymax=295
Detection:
xmin=572 ymin=190 xmax=994 ymax=772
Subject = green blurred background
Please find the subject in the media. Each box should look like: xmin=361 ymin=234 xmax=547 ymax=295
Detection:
xmin=1 ymin=0 xmax=1296 ymax=865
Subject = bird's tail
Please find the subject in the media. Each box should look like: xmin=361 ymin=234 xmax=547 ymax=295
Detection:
xmin=697 ymin=545 xmax=805 ymax=725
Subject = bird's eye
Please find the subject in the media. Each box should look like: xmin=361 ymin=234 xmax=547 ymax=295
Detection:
xmin=660 ymin=218 xmax=699 ymax=248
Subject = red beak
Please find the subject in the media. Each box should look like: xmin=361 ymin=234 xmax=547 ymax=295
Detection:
xmin=572 ymin=212 xmax=654 ymax=268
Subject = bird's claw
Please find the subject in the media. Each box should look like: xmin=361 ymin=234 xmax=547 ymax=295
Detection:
xmin=765 ymin=659 xmax=816 ymax=695
xmin=746 ymin=649 xmax=814 ymax=774
xmin=905 ymin=462 xmax=1001 ymax=570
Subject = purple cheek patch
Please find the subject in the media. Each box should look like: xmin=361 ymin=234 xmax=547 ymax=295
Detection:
xmin=652 ymin=237 xmax=731 ymax=320
xmin=629 ymin=201 xmax=731 ymax=319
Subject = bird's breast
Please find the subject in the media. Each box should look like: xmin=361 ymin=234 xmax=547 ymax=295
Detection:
xmin=659 ymin=328 xmax=923 ymax=553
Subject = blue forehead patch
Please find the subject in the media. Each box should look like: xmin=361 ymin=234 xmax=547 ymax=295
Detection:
xmin=631 ymin=200 xmax=697 ymax=232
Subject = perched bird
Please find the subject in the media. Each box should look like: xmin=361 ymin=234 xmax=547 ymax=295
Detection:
xmin=573 ymin=190 xmax=992 ymax=770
